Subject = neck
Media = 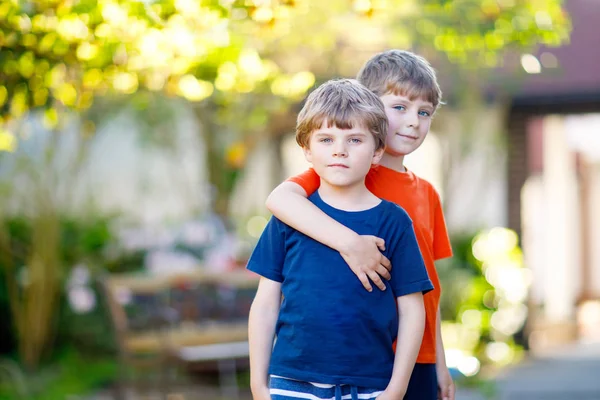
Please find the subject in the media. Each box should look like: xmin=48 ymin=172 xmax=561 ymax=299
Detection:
xmin=379 ymin=153 xmax=407 ymax=172
xmin=318 ymin=180 xmax=379 ymax=211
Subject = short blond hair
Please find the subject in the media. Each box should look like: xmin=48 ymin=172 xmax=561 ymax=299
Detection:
xmin=357 ymin=50 xmax=442 ymax=109
xmin=296 ymin=79 xmax=387 ymax=150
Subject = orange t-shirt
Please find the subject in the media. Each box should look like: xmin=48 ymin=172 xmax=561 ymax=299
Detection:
xmin=288 ymin=165 xmax=453 ymax=364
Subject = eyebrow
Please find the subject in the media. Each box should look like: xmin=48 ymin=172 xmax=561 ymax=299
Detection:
xmin=346 ymin=132 xmax=368 ymax=136
xmin=389 ymin=97 xmax=434 ymax=108
xmin=313 ymin=131 xmax=369 ymax=136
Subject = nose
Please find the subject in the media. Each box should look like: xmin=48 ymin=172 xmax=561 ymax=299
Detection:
xmin=406 ymin=110 xmax=419 ymax=128
xmin=332 ymin=141 xmax=348 ymax=157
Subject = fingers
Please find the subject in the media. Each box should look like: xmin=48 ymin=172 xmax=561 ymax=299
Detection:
xmin=375 ymin=264 xmax=392 ymax=281
xmin=373 ymin=236 xmax=386 ymax=251
xmin=440 ymin=384 xmax=452 ymax=400
xmin=358 ymin=272 xmax=373 ymax=292
xmin=449 ymin=382 xmax=456 ymax=400
xmin=438 ymin=384 xmax=445 ymax=400
xmin=376 ymin=264 xmax=391 ymax=281
xmin=367 ymin=270 xmax=387 ymax=291
xmin=380 ymin=254 xmax=391 ymax=271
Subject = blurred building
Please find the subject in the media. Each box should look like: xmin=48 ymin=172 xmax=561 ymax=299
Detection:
xmin=506 ymin=0 xmax=600 ymax=350
xmin=404 ymin=0 xmax=600 ymax=350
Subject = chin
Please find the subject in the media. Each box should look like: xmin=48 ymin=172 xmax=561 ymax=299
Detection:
xmin=390 ymin=140 xmax=421 ymax=153
xmin=321 ymin=175 xmax=359 ymax=187
xmin=384 ymin=147 xmax=410 ymax=157
xmin=323 ymin=178 xmax=353 ymax=187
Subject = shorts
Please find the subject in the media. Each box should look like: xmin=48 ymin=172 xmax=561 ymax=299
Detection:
xmin=269 ymin=375 xmax=383 ymax=400
xmin=404 ymin=363 xmax=438 ymax=400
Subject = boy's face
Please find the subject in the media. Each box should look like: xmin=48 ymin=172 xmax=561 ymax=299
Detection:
xmin=379 ymin=93 xmax=434 ymax=157
xmin=303 ymin=121 xmax=383 ymax=188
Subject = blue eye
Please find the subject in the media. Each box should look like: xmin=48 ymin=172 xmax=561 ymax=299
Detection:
xmin=349 ymin=138 xmax=362 ymax=144
xmin=393 ymin=105 xmax=405 ymax=111
xmin=419 ymin=110 xmax=431 ymax=117
xmin=319 ymin=138 xmax=332 ymax=143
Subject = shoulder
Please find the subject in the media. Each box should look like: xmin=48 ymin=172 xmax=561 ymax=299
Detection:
xmin=377 ymin=199 xmax=413 ymax=228
xmin=266 ymin=215 xmax=292 ymax=237
xmin=411 ymin=173 xmax=442 ymax=203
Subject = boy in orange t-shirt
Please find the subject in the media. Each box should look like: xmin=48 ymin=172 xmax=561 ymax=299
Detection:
xmin=266 ymin=50 xmax=454 ymax=400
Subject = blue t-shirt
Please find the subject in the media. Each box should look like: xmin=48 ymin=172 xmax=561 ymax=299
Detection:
xmin=247 ymin=191 xmax=433 ymax=389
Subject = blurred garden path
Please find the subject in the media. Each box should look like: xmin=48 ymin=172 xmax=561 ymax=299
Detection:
xmin=492 ymin=340 xmax=600 ymax=400
xmin=87 ymin=341 xmax=600 ymax=400
xmin=458 ymin=340 xmax=600 ymax=400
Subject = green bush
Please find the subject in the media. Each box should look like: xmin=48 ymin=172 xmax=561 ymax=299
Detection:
xmin=0 ymin=348 xmax=117 ymax=400
xmin=437 ymin=228 xmax=529 ymax=376
xmin=0 ymin=215 xmax=148 ymax=396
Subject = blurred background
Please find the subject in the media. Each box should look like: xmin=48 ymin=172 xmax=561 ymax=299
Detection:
xmin=0 ymin=0 xmax=599 ymax=399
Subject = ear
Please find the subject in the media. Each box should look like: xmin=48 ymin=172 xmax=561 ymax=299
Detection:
xmin=372 ymin=147 xmax=384 ymax=165
xmin=303 ymin=146 xmax=312 ymax=163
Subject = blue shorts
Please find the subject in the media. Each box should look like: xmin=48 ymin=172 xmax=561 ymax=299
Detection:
xmin=404 ymin=363 xmax=437 ymax=400
xmin=269 ymin=375 xmax=382 ymax=400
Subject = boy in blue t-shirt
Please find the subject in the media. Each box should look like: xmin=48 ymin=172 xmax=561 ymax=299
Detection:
xmin=247 ymin=79 xmax=433 ymax=400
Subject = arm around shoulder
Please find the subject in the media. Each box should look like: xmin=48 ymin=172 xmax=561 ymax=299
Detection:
xmin=265 ymin=180 xmax=348 ymax=249
xmin=266 ymin=181 xmax=310 ymax=219
xmin=266 ymin=179 xmax=391 ymax=292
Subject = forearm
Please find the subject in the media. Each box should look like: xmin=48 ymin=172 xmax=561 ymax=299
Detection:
xmin=266 ymin=182 xmax=358 ymax=252
xmin=248 ymin=284 xmax=281 ymax=393
xmin=435 ymin=306 xmax=456 ymax=399
xmin=386 ymin=294 xmax=426 ymax=396
xmin=267 ymin=182 xmax=391 ymax=292
xmin=436 ymin=306 xmax=448 ymax=369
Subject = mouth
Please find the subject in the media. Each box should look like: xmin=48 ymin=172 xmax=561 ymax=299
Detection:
xmin=396 ymin=133 xmax=418 ymax=140
xmin=328 ymin=164 xmax=349 ymax=168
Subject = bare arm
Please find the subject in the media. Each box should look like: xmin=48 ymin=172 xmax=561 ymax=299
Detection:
xmin=436 ymin=306 xmax=455 ymax=400
xmin=249 ymin=277 xmax=282 ymax=400
xmin=266 ymin=181 xmax=391 ymax=291
xmin=378 ymin=292 xmax=425 ymax=399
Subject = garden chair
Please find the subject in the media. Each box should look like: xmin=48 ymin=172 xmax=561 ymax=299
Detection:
xmin=100 ymin=269 xmax=258 ymax=399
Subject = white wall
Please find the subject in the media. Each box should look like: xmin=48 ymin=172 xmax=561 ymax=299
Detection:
xmin=1 ymin=101 xmax=209 ymax=226
xmin=589 ymin=163 xmax=600 ymax=297
xmin=541 ymin=116 xmax=581 ymax=321
xmin=430 ymin=106 xmax=509 ymax=232
xmin=521 ymin=174 xmax=546 ymax=305
xmin=565 ymin=113 xmax=600 ymax=298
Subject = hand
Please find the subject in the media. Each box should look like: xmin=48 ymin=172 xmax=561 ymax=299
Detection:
xmin=340 ymin=234 xmax=392 ymax=292
xmin=251 ymin=385 xmax=271 ymax=400
xmin=437 ymin=365 xmax=455 ymax=400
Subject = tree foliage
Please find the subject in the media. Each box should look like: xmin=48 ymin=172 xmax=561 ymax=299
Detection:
xmin=0 ymin=0 xmax=571 ymax=131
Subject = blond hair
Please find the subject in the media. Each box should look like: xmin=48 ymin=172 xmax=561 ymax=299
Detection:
xmin=296 ymin=79 xmax=387 ymax=150
xmin=357 ymin=50 xmax=442 ymax=109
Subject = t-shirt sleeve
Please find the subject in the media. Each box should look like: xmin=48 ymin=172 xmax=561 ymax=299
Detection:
xmin=246 ymin=217 xmax=286 ymax=282
xmin=431 ymin=189 xmax=453 ymax=261
xmin=286 ymin=168 xmax=320 ymax=196
xmin=389 ymin=222 xmax=434 ymax=297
